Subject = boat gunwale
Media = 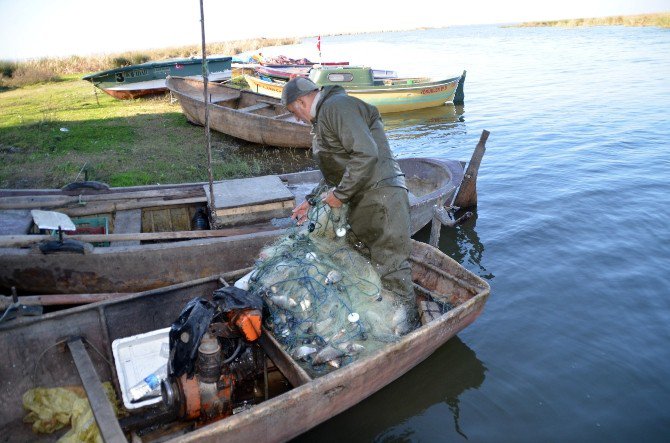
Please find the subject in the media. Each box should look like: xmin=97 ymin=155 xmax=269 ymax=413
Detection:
xmin=246 ymin=73 xmax=461 ymax=93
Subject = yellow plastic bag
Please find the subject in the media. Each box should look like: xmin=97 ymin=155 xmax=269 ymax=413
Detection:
xmin=23 ymin=383 xmax=123 ymax=442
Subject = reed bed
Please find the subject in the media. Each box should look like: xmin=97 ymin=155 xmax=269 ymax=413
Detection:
xmin=0 ymin=37 xmax=298 ymax=87
xmin=512 ymin=12 xmax=670 ymax=28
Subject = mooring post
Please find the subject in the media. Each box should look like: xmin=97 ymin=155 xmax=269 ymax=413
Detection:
xmin=452 ymin=130 xmax=489 ymax=209
xmin=428 ymin=205 xmax=473 ymax=247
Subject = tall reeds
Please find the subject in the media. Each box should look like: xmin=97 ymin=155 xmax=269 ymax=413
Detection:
xmin=512 ymin=12 xmax=670 ymax=28
xmin=0 ymin=37 xmax=298 ymax=87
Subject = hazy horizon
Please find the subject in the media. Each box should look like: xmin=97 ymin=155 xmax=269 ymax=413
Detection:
xmin=1 ymin=0 xmax=668 ymax=60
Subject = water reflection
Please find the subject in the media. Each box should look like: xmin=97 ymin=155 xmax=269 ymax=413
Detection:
xmin=293 ymin=337 xmax=486 ymax=442
xmin=383 ymin=104 xmax=465 ymax=137
xmin=414 ymin=210 xmax=494 ymax=280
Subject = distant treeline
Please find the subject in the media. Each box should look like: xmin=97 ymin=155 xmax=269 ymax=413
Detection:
xmin=512 ymin=12 xmax=670 ymax=28
xmin=0 ymin=37 xmax=298 ymax=87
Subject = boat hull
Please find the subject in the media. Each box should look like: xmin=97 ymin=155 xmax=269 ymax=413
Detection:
xmin=83 ymin=57 xmax=232 ymax=100
xmin=0 ymin=158 xmax=463 ymax=294
xmin=0 ymin=241 xmax=489 ymax=442
xmin=98 ymin=71 xmax=232 ymax=99
xmin=167 ymin=76 xmax=312 ymax=148
xmin=244 ymin=75 xmax=461 ymax=113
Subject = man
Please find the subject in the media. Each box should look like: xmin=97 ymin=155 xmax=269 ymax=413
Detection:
xmin=282 ymin=77 xmax=416 ymax=324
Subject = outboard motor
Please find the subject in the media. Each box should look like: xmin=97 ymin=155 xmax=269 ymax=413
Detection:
xmin=161 ymin=287 xmax=264 ymax=423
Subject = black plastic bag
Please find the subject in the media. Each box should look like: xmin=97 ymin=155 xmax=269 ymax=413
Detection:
xmin=168 ymin=297 xmax=215 ymax=378
xmin=212 ymin=286 xmax=263 ymax=313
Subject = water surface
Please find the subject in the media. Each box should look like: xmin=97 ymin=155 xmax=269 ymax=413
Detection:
xmin=277 ymin=24 xmax=670 ymax=441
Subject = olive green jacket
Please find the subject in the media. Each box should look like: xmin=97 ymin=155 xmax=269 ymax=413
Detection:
xmin=308 ymin=86 xmax=406 ymax=204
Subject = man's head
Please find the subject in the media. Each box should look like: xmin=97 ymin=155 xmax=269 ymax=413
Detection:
xmin=282 ymin=77 xmax=319 ymax=123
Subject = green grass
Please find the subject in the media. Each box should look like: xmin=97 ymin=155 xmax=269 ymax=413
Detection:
xmin=0 ymin=76 xmax=314 ymax=188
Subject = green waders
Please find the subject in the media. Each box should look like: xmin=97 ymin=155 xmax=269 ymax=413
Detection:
xmin=347 ymin=186 xmax=416 ymax=324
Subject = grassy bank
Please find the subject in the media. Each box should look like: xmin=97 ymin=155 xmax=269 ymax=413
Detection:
xmin=0 ymin=37 xmax=298 ymax=88
xmin=511 ymin=12 xmax=670 ymax=28
xmin=0 ymin=77 xmax=313 ymax=188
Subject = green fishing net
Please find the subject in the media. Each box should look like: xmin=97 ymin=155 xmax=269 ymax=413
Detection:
xmin=246 ymin=197 xmax=414 ymax=377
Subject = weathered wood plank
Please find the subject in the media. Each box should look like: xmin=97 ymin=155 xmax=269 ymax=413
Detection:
xmin=61 ymin=197 xmax=206 ymax=218
xmin=0 ymin=210 xmax=33 ymax=235
xmin=238 ymin=103 xmax=271 ymax=113
xmin=67 ymin=339 xmax=126 ymax=443
xmin=169 ymin=207 xmax=192 ymax=232
xmin=0 ymin=187 xmax=205 ymax=209
xmin=0 ymin=224 xmax=282 ymax=247
xmin=112 ymin=209 xmax=142 ymax=246
xmin=453 ymin=130 xmax=489 ymax=208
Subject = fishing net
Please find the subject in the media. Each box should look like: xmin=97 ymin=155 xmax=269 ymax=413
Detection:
xmin=245 ymin=193 xmax=415 ymax=377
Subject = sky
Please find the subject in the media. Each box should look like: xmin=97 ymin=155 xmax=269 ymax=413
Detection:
xmin=0 ymin=0 xmax=668 ymax=60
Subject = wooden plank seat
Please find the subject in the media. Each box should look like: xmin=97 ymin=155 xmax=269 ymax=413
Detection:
xmin=112 ymin=209 xmax=142 ymax=246
xmin=0 ymin=210 xmax=33 ymax=235
xmin=205 ymin=175 xmax=296 ymax=227
xmin=238 ymin=102 xmax=271 ymax=113
xmin=208 ymin=92 xmax=240 ymax=103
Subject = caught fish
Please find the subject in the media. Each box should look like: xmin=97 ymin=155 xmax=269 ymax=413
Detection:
xmin=324 ymin=270 xmax=342 ymax=285
xmin=299 ymin=298 xmax=311 ymax=311
xmin=328 ymin=328 xmax=347 ymax=343
xmin=327 ymin=358 xmax=341 ymax=369
xmin=269 ymin=294 xmax=297 ymax=310
xmin=312 ymin=345 xmax=345 ymax=366
xmin=337 ymin=342 xmax=365 ymax=355
xmin=292 ymin=345 xmax=318 ymax=361
xmin=392 ymin=307 xmax=410 ymax=336
xmin=311 ymin=317 xmax=334 ymax=335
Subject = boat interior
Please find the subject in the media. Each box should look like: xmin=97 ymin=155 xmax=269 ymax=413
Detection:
xmin=172 ymin=77 xmax=297 ymax=121
xmin=0 ymin=158 xmax=455 ymax=250
xmin=0 ymin=241 xmax=487 ymax=442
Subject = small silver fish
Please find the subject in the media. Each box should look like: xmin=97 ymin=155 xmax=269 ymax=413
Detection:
xmin=292 ymin=345 xmax=317 ymax=361
xmin=337 ymin=342 xmax=365 ymax=355
xmin=392 ymin=307 xmax=410 ymax=335
xmin=325 ymin=270 xmax=343 ymax=285
xmin=312 ymin=345 xmax=345 ymax=366
xmin=327 ymin=358 xmax=341 ymax=369
xmin=270 ymin=294 xmax=297 ymax=310
xmin=329 ymin=328 xmax=347 ymax=343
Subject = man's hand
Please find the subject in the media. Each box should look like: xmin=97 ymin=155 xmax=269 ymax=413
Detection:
xmin=321 ymin=190 xmax=343 ymax=208
xmin=291 ymin=200 xmax=310 ymax=225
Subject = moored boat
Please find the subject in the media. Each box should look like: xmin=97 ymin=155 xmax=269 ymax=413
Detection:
xmin=245 ymin=66 xmax=465 ymax=113
xmin=166 ymin=76 xmax=312 ymax=148
xmin=83 ymin=56 xmax=233 ymax=100
xmin=255 ymin=64 xmax=397 ymax=81
xmin=0 ymin=240 xmax=490 ymax=442
xmin=0 ymin=157 xmax=464 ymax=295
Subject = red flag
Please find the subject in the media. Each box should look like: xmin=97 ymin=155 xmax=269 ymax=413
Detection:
xmin=317 ymin=36 xmax=321 ymax=52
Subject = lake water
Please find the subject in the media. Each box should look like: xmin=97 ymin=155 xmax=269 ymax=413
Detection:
xmin=266 ymin=24 xmax=670 ymax=441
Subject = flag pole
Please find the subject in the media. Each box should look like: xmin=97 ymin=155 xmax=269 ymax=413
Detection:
xmin=317 ymin=35 xmax=322 ymax=65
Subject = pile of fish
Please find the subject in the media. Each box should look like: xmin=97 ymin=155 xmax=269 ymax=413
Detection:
xmin=242 ymin=201 xmax=410 ymax=376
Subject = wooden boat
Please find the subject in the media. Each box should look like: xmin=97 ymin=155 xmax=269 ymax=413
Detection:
xmin=0 ymin=157 xmax=464 ymax=295
xmin=83 ymin=56 xmax=232 ymax=100
xmin=0 ymin=240 xmax=490 ymax=442
xmin=166 ymin=76 xmax=312 ymax=148
xmin=245 ymin=66 xmax=465 ymax=114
